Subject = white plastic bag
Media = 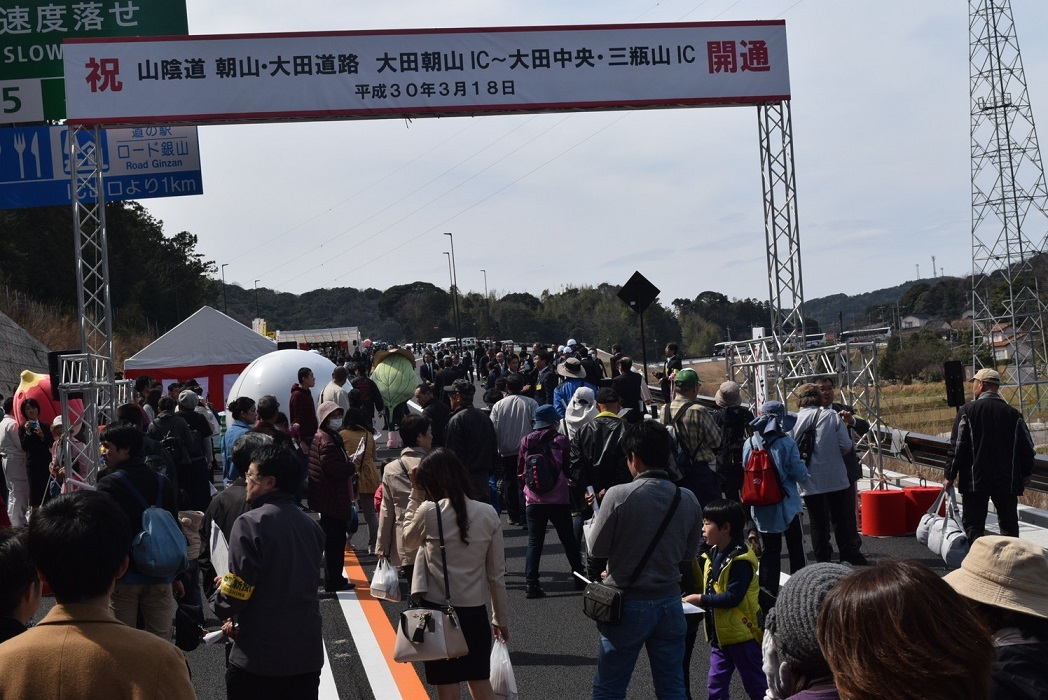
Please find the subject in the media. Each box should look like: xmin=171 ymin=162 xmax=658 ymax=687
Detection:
xmin=370 ymin=558 xmax=401 ymax=602
xmin=490 ymin=638 xmax=518 ymax=700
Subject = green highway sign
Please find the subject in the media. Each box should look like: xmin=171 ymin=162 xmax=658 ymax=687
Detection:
xmin=0 ymin=0 xmax=187 ymax=121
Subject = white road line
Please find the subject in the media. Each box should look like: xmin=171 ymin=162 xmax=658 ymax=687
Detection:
xmin=320 ymin=641 xmax=340 ymax=700
xmin=335 ymin=589 xmax=404 ymax=700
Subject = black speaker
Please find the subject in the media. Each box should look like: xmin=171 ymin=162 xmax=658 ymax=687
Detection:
xmin=943 ymin=361 xmax=966 ymax=408
xmin=48 ymin=350 xmax=83 ymax=401
xmin=276 ymin=341 xmax=297 ymax=351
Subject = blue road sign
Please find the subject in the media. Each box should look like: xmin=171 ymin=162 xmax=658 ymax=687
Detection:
xmin=0 ymin=124 xmax=203 ymax=210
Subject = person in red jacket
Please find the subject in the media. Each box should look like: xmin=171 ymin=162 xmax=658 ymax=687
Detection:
xmin=290 ymin=367 xmax=318 ymax=453
xmin=308 ymin=401 xmax=355 ymax=592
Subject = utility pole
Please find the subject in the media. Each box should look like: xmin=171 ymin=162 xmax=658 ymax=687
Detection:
xmin=254 ymin=279 xmax=260 ymax=320
xmin=444 ymin=232 xmax=462 ymax=348
xmin=221 ymin=263 xmax=228 ymax=314
xmin=931 ymin=255 xmax=936 ymax=278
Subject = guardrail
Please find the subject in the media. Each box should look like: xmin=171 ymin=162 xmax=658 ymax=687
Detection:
xmin=648 ymin=386 xmax=1048 ymax=494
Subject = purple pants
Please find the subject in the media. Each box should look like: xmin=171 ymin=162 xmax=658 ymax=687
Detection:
xmin=708 ymin=639 xmax=767 ymax=700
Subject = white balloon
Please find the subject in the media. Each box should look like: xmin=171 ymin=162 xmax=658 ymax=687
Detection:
xmin=227 ymin=349 xmax=335 ymax=418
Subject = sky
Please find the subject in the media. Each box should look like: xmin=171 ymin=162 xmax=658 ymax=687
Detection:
xmin=139 ymin=0 xmax=1048 ymax=308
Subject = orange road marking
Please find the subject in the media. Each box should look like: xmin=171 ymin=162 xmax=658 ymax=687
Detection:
xmin=343 ymin=549 xmax=430 ymax=699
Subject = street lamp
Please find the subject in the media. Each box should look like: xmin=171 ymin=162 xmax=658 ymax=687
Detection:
xmin=254 ymin=279 xmax=260 ymax=319
xmin=443 ymin=232 xmax=462 ymax=346
xmin=221 ymin=263 xmax=228 ymax=315
xmin=480 ymin=269 xmax=488 ymax=298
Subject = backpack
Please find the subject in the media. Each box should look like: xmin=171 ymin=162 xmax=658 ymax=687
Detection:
xmin=665 ymin=402 xmax=701 ymax=479
xmin=153 ymin=420 xmax=191 ymax=466
xmin=523 ymin=430 xmax=561 ymax=494
xmin=795 ymin=409 xmax=822 ymax=466
xmin=741 ymin=435 xmax=785 ymax=506
xmin=350 ymin=376 xmax=373 ymax=405
xmin=714 ymin=406 xmax=752 ymax=475
xmin=114 ymin=471 xmax=188 ymax=578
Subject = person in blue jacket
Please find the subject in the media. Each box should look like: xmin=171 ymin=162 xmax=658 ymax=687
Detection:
xmin=552 ymin=358 xmax=596 ymax=419
xmin=742 ymin=400 xmax=809 ymax=614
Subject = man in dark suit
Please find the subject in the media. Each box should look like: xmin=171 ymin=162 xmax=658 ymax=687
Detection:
xmin=419 ymin=351 xmax=437 ymax=384
xmin=434 ymin=357 xmax=460 ymax=407
xmin=611 ymin=356 xmax=644 ymax=423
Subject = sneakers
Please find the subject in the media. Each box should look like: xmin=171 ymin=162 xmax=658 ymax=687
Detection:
xmin=525 ymin=584 xmax=546 ymax=599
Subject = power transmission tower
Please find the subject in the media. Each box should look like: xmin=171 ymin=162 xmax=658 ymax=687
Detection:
xmin=969 ymin=0 xmax=1048 ymax=417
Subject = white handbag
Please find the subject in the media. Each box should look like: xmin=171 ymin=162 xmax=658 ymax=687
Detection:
xmin=916 ymin=485 xmax=968 ymax=568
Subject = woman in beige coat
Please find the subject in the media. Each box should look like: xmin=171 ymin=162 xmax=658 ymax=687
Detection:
xmin=340 ymin=407 xmax=379 ymax=553
xmin=375 ymin=414 xmax=431 ymax=576
xmin=404 ymin=448 xmax=509 ymax=700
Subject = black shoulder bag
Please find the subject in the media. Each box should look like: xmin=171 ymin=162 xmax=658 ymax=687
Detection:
xmin=583 ymin=485 xmax=682 ymax=624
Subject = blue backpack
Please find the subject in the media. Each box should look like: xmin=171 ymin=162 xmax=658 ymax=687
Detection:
xmin=114 ymin=471 xmax=188 ymax=579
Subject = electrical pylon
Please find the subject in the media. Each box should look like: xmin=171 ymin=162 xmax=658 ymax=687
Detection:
xmin=969 ymin=0 xmax=1048 ymax=418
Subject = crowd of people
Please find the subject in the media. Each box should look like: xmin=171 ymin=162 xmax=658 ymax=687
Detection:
xmin=0 ymin=339 xmax=1046 ymax=700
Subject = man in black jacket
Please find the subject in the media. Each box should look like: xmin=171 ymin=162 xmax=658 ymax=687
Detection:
xmin=944 ymin=368 xmax=1035 ymax=541
xmin=444 ymin=379 xmax=497 ymax=504
xmin=414 ymin=383 xmax=451 ymax=448
xmin=569 ymin=388 xmax=631 ymax=579
xmin=611 ymin=356 xmax=645 ymax=424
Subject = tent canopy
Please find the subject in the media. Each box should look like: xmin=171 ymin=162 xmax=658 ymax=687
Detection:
xmin=124 ymin=306 xmax=276 ymax=410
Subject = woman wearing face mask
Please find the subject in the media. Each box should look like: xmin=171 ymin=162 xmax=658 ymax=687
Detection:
xmin=308 ymin=401 xmax=355 ymax=592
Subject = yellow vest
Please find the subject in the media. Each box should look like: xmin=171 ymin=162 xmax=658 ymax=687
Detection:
xmin=700 ymin=545 xmax=762 ymax=646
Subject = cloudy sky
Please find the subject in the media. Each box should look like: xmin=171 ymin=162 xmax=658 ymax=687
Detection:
xmin=140 ymin=0 xmax=1048 ymax=307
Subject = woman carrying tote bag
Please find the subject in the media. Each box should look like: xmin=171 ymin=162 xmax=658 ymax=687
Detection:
xmin=403 ymin=448 xmax=510 ymax=700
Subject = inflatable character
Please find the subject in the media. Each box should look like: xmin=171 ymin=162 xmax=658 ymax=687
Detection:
xmin=14 ymin=370 xmax=85 ymax=433
xmin=370 ymin=349 xmax=417 ymax=442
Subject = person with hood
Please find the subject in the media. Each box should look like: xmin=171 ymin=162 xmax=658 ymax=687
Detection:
xmin=761 ymin=563 xmax=850 ymax=699
xmin=376 ymin=414 xmax=431 ymax=579
xmin=340 ymin=408 xmax=378 ymax=555
xmin=945 ymin=535 xmax=1048 ymax=700
xmin=744 ymin=401 xmax=809 ymax=613
xmin=561 ymin=386 xmax=598 ymax=441
xmin=517 ymin=404 xmax=585 ymax=599
xmin=553 ymin=357 xmax=597 ymax=419
xmin=308 ymin=401 xmax=355 ymax=592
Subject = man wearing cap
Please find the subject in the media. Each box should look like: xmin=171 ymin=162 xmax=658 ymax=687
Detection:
xmin=661 ymin=368 xmax=723 ymax=507
xmin=444 ymin=378 xmax=499 ymax=504
xmin=175 ymin=389 xmax=214 ymax=511
xmin=553 ymin=357 xmax=597 ymax=420
xmin=944 ymin=368 xmax=1035 ymax=541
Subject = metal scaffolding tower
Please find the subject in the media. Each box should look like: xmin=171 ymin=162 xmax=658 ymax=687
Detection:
xmin=64 ymin=125 xmax=126 ymax=484
xmin=969 ymin=0 xmax=1048 ymax=417
xmin=758 ymin=100 xmax=807 ymax=353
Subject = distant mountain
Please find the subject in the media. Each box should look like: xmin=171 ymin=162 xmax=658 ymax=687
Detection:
xmin=804 ymin=281 xmax=920 ymax=332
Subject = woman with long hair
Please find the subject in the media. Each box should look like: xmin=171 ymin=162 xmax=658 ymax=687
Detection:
xmin=817 ymin=559 xmax=995 ymax=700
xmin=403 ymin=448 xmax=509 ymax=700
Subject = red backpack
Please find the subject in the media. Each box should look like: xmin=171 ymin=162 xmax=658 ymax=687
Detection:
xmin=741 ymin=435 xmax=785 ymax=506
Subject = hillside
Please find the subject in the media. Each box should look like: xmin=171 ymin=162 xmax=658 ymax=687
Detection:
xmin=804 ymin=281 xmax=919 ymax=332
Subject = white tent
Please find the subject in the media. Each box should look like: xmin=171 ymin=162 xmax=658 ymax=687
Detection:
xmin=124 ymin=306 xmax=276 ymax=410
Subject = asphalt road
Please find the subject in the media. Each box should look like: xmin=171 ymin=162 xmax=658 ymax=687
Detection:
xmin=180 ymin=508 xmax=938 ymax=700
